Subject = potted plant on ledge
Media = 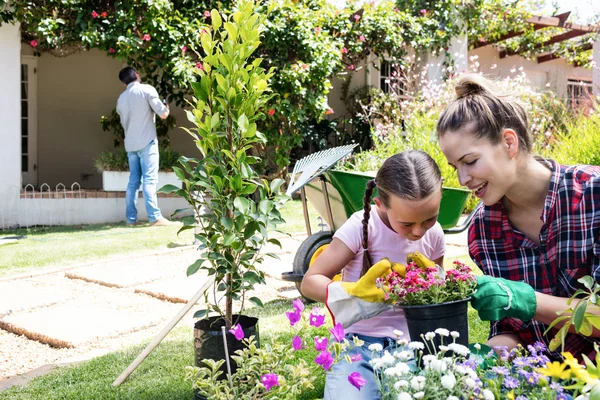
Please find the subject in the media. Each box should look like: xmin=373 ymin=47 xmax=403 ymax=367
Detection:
xmin=160 ymin=0 xmax=287 ymax=379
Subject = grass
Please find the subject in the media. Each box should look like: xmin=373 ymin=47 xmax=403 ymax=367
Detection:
xmin=0 ymin=199 xmax=314 ymax=276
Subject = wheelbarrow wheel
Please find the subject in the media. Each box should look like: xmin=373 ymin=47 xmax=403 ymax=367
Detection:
xmin=293 ymin=231 xmax=334 ymax=302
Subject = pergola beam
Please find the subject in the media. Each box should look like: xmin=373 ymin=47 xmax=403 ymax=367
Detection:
xmin=536 ymin=42 xmax=593 ymax=63
xmin=499 ymin=29 xmax=588 ymax=59
xmin=472 ymin=12 xmax=571 ymax=49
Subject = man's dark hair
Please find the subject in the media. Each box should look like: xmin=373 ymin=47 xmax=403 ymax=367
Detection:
xmin=119 ymin=67 xmax=138 ymax=85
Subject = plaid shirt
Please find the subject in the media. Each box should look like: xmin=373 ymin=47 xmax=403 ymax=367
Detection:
xmin=469 ymin=159 xmax=600 ymax=360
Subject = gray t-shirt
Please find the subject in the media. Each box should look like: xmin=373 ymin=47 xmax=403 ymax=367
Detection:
xmin=116 ymin=81 xmax=168 ymax=152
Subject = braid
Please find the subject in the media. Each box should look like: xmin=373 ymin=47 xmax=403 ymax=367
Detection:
xmin=361 ymin=180 xmax=376 ymax=276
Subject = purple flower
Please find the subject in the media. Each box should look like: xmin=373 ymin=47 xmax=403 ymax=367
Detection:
xmin=314 ymin=337 xmax=328 ymax=351
xmin=293 ymin=298 xmax=305 ymax=312
xmin=550 ymin=382 xmax=565 ymax=393
xmin=315 ymin=351 xmax=334 ymax=370
xmin=292 ymin=335 xmax=304 ymax=351
xmin=286 ymin=309 xmax=301 ymax=326
xmin=525 ymin=371 xmax=540 ymax=385
xmin=229 ymin=324 xmax=244 ymax=340
xmin=503 ymin=376 xmax=519 ymax=389
xmin=260 ymin=373 xmax=279 ymax=392
xmin=492 ymin=366 xmax=510 ymax=376
xmin=309 ymin=308 xmax=326 ymax=327
xmin=350 ymin=353 xmax=363 ymax=362
xmin=347 ymin=372 xmax=367 ymax=391
xmin=330 ymin=323 xmax=345 ymax=342
xmin=516 ymin=397 xmax=528 ymax=400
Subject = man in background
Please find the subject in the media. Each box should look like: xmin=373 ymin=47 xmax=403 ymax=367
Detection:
xmin=117 ymin=66 xmax=173 ymax=226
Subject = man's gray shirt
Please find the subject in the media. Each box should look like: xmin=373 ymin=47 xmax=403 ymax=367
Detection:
xmin=117 ymin=81 xmax=168 ymax=152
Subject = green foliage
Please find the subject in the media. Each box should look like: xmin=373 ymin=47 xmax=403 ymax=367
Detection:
xmin=160 ymin=2 xmax=289 ymax=327
xmin=93 ymin=146 xmax=182 ymax=172
xmin=546 ymin=114 xmax=600 ymax=167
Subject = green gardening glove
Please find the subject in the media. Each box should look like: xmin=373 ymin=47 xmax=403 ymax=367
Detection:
xmin=471 ymin=275 xmax=537 ymax=322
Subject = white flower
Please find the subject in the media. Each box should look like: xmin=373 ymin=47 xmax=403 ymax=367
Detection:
xmin=424 ymin=332 xmax=435 ymax=341
xmin=425 ymin=359 xmax=447 ymax=373
xmin=455 ymin=365 xmax=466 ymax=375
xmin=448 ymin=343 xmax=470 ymax=357
xmin=394 ymin=380 xmax=409 ymax=390
xmin=408 ymin=341 xmax=424 ymax=350
xmin=448 ymin=397 xmax=460 ymax=400
xmin=393 ymin=329 xmax=404 ymax=338
xmin=438 ymin=345 xmax=449 ymax=353
xmin=464 ymin=377 xmax=476 ymax=389
xmin=413 ymin=392 xmax=425 ymax=399
xmin=396 ymin=350 xmax=414 ymax=362
xmin=422 ymin=354 xmax=436 ymax=367
xmin=395 ymin=362 xmax=411 ymax=375
xmin=368 ymin=343 xmax=383 ymax=352
xmin=380 ymin=350 xmax=395 ymax=367
xmin=473 ymin=343 xmax=481 ymax=350
xmin=435 ymin=328 xmax=449 ymax=337
xmin=397 ymin=393 xmax=412 ymax=400
xmin=410 ymin=376 xmax=426 ymax=391
xmin=397 ymin=339 xmax=408 ymax=346
xmin=450 ymin=331 xmax=460 ymax=339
xmin=441 ymin=374 xmax=456 ymax=390
xmin=482 ymin=389 xmax=495 ymax=400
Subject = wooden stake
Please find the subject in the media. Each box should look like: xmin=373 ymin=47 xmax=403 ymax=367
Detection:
xmin=112 ymin=276 xmax=214 ymax=387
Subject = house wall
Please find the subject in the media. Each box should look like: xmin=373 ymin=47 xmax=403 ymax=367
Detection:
xmin=471 ymin=46 xmax=592 ymax=96
xmin=23 ymin=48 xmax=195 ymax=189
xmin=0 ymin=22 xmax=22 ymax=229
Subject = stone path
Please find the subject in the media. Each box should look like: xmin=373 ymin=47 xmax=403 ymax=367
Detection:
xmin=0 ymin=226 xmax=468 ymax=391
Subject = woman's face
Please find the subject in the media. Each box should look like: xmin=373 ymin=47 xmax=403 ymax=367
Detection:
xmin=376 ymin=190 xmax=442 ymax=241
xmin=439 ymin=129 xmax=517 ymax=206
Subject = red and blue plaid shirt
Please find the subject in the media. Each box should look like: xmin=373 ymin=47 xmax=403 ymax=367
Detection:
xmin=469 ymin=159 xmax=600 ymax=360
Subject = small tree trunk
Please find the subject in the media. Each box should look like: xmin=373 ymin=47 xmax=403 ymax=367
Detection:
xmin=225 ymin=272 xmax=233 ymax=329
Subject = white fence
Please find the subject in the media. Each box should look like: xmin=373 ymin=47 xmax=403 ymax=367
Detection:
xmin=0 ymin=183 xmax=191 ymax=230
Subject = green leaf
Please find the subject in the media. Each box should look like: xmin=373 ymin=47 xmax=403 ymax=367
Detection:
xmin=193 ymin=309 xmax=209 ymax=319
xmin=578 ymin=275 xmax=595 ymax=290
xmin=158 ymin=184 xmax=180 ymax=194
xmin=172 ymin=166 xmax=186 ymax=181
xmin=234 ymin=197 xmax=249 ymax=213
xmin=187 ymin=259 xmax=204 ymax=276
xmin=241 ymin=183 xmax=257 ymax=195
xmin=248 ymin=296 xmax=264 ymax=308
xmin=267 ymin=238 xmax=282 ymax=248
xmin=243 ymin=271 xmax=261 ymax=284
xmin=224 ymin=22 xmax=237 ymax=40
xmin=210 ymin=9 xmax=222 ymax=30
xmin=244 ymin=221 xmax=260 ymax=240
xmin=237 ymin=114 xmax=249 ymax=133
xmin=574 ymin=300 xmax=588 ymax=332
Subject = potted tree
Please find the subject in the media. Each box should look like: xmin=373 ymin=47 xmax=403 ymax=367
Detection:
xmin=160 ymin=0 xmax=288 ymax=377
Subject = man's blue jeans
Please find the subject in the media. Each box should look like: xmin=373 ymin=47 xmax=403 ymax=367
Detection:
xmin=126 ymin=139 xmax=162 ymax=223
xmin=324 ymin=333 xmax=400 ymax=400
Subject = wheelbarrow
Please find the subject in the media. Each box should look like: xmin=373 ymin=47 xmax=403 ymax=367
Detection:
xmin=281 ymin=144 xmax=476 ymax=300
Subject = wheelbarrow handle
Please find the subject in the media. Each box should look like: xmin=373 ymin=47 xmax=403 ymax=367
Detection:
xmin=443 ymin=201 xmax=481 ymax=234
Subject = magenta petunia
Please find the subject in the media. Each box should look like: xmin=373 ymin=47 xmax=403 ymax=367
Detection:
xmin=91 ymin=10 xmax=99 ymax=18
xmin=314 ymin=336 xmax=328 ymax=351
xmin=229 ymin=323 xmax=244 ymax=340
xmin=286 ymin=309 xmax=301 ymax=326
xmin=261 ymin=373 xmax=279 ymax=392
xmin=350 ymin=353 xmax=363 ymax=362
xmin=309 ymin=309 xmax=325 ymax=327
xmin=292 ymin=298 xmax=304 ymax=313
xmin=348 ymin=372 xmax=367 ymax=391
xmin=330 ymin=323 xmax=345 ymax=342
xmin=314 ymin=351 xmax=334 ymax=370
xmin=292 ymin=335 xmax=305 ymax=351
xmin=143 ymin=34 xmax=151 ymax=41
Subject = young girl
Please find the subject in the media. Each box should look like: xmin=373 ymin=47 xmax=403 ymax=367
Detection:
xmin=436 ymin=73 xmax=600 ymax=361
xmin=301 ymin=150 xmax=445 ymax=399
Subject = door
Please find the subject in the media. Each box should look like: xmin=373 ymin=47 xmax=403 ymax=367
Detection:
xmin=20 ymin=56 xmax=38 ymax=186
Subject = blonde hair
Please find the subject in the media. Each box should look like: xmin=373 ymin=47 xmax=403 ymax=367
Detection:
xmin=436 ymin=74 xmax=532 ymax=153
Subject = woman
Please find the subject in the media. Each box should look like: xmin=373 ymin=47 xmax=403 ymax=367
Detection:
xmin=436 ymin=73 xmax=600 ymax=360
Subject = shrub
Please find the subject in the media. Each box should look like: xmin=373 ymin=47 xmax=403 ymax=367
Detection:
xmin=546 ymin=114 xmax=600 ymax=167
xmin=93 ymin=147 xmax=182 ymax=172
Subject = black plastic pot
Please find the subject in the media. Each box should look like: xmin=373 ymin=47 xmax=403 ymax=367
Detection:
xmin=403 ymin=298 xmax=470 ymax=356
xmin=193 ymin=314 xmax=259 ymax=376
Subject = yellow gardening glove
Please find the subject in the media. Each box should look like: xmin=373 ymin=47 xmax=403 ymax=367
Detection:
xmin=406 ymin=251 xmax=436 ymax=271
xmin=326 ymin=258 xmax=405 ymax=328
xmin=341 ymin=258 xmax=406 ymax=302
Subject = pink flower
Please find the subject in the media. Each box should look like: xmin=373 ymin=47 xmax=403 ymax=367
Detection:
xmin=348 ymin=372 xmax=367 ymax=391
xmin=314 ymin=337 xmax=328 ymax=351
xmin=341 ymin=47 xmax=348 ymax=54
xmin=394 ymin=7 xmax=399 ymax=12
xmin=420 ymin=9 xmax=427 ymax=15
xmin=101 ymin=12 xmax=107 ymax=18
xmin=229 ymin=323 xmax=244 ymax=340
xmin=350 ymin=353 xmax=363 ymax=362
xmin=108 ymin=48 xmax=115 ymax=53
xmin=30 ymin=40 xmax=37 ymax=48
xmin=315 ymin=27 xmax=321 ymax=34
xmin=315 ymin=351 xmax=334 ymax=370
xmin=204 ymin=10 xmax=211 ymax=18
xmin=348 ymin=64 xmax=355 ymax=70
xmin=181 ymin=45 xmax=187 ymax=53
xmin=359 ymin=35 xmax=365 ymax=42
xmin=143 ymin=34 xmax=151 ymax=41
xmin=91 ymin=10 xmax=99 ymax=18
xmin=292 ymin=298 xmax=304 ymax=312
xmin=261 ymin=373 xmax=279 ymax=392
xmin=286 ymin=309 xmax=301 ymax=326
xmin=292 ymin=335 xmax=305 ymax=351
xmin=267 ymin=109 xmax=275 ymax=116
xmin=309 ymin=310 xmax=325 ymax=327
xmin=353 ymin=14 xmax=360 ymax=21
xmin=195 ymin=62 xmax=204 ymax=70
xmin=330 ymin=323 xmax=345 ymax=342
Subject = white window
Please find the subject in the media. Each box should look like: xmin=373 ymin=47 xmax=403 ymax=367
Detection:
xmin=379 ymin=60 xmax=404 ymax=94
xmin=567 ymin=79 xmax=593 ymax=105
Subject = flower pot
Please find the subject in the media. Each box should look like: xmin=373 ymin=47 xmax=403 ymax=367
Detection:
xmin=193 ymin=315 xmax=259 ymax=378
xmin=402 ymin=298 xmax=470 ymax=355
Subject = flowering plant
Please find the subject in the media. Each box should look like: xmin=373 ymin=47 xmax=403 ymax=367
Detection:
xmin=378 ymin=260 xmax=477 ymax=306
xmin=371 ymin=330 xmax=569 ymax=400
xmin=186 ymin=298 xmax=366 ymax=399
